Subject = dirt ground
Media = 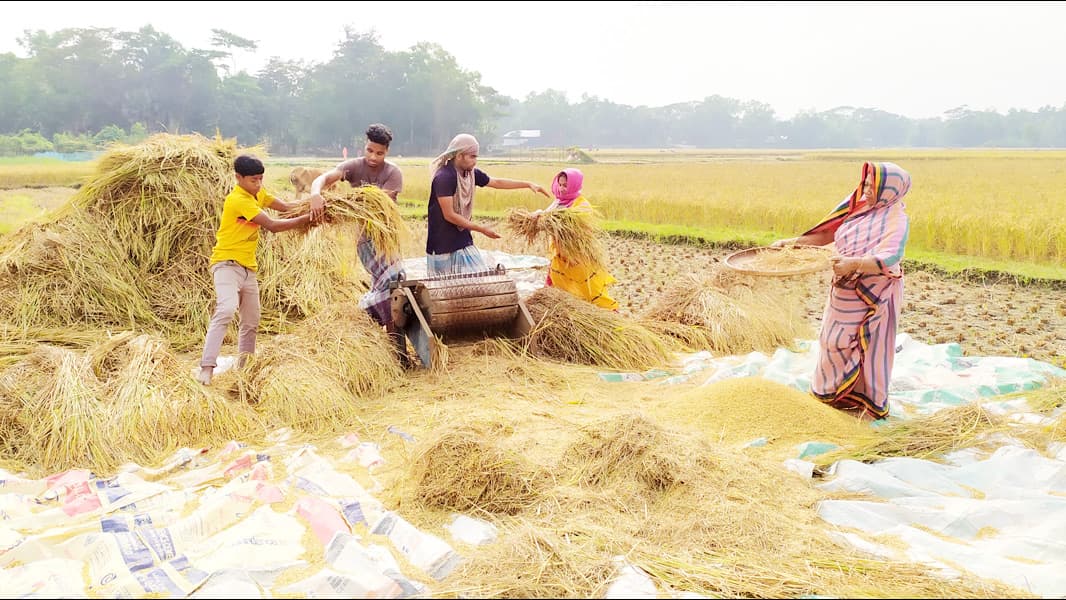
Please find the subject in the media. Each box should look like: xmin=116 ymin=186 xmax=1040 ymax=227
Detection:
xmin=600 ymin=235 xmax=1066 ymax=367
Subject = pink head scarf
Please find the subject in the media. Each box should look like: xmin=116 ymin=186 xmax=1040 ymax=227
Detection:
xmin=551 ymin=168 xmax=584 ymax=207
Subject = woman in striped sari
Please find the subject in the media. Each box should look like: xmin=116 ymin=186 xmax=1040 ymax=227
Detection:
xmin=773 ymin=162 xmax=912 ymax=419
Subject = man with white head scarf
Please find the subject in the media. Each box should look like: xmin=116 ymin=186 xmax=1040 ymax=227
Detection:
xmin=425 ymin=133 xmax=549 ymax=276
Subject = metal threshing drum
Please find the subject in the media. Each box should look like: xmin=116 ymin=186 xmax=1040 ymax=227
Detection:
xmin=389 ymin=264 xmax=534 ymax=369
xmin=418 ymin=266 xmax=520 ymax=334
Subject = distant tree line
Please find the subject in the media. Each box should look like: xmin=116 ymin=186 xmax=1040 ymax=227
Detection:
xmin=3 ymin=25 xmax=1066 ymax=156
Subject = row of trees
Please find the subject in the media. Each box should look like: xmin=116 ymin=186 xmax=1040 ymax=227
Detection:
xmin=499 ymin=92 xmax=1066 ymax=149
xmin=0 ymin=26 xmax=500 ymax=156
xmin=0 ymin=124 xmax=149 ymax=156
xmin=3 ymin=25 xmax=1066 ymax=154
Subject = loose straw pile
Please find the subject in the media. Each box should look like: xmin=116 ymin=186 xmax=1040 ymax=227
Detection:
xmin=642 ymin=267 xmax=810 ymax=354
xmin=407 ymin=423 xmax=544 ymax=515
xmin=523 ymin=286 xmax=676 ymax=370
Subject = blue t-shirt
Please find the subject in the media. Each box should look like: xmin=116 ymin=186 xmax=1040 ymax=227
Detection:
xmin=426 ymin=166 xmax=491 ymax=254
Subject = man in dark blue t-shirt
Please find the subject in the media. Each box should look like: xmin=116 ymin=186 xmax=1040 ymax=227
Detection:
xmin=426 ymin=133 xmax=549 ymax=276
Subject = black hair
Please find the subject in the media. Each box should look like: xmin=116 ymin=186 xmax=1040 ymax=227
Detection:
xmin=366 ymin=123 xmax=393 ymax=147
xmin=234 ymin=155 xmax=265 ymax=176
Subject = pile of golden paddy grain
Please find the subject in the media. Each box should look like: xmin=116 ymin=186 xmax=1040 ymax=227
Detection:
xmin=401 ymin=411 xmax=1024 ymax=599
xmin=505 ymin=206 xmax=607 ymax=269
xmin=0 ymin=133 xmax=377 ymax=349
xmin=523 ymin=286 xmax=676 ymax=370
xmin=642 ymin=267 xmax=811 ymax=354
xmin=655 ymin=376 xmax=868 ymax=450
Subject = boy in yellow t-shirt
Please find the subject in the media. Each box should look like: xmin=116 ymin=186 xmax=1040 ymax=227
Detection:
xmin=196 ymin=155 xmax=314 ymax=385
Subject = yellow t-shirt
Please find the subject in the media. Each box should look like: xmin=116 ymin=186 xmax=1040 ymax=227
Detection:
xmin=208 ymin=185 xmax=276 ymax=271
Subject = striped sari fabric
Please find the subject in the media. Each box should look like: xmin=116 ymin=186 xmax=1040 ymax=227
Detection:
xmin=806 ymin=162 xmax=912 ymax=419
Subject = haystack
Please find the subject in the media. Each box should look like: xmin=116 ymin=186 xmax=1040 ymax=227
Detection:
xmin=642 ymin=267 xmax=811 ymax=355
xmin=0 ymin=133 xmax=367 ymax=349
xmin=505 ymin=207 xmax=607 ymax=269
xmin=523 ymin=286 xmax=676 ymax=370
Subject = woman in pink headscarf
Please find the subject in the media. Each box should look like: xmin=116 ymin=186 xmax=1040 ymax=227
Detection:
xmin=426 ymin=133 xmax=549 ymax=276
xmin=534 ymin=168 xmax=618 ymax=310
xmin=773 ymin=162 xmax=912 ymax=420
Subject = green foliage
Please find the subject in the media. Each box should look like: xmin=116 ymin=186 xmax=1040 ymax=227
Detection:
xmin=93 ymin=125 xmax=126 ymax=146
xmin=52 ymin=132 xmax=95 ymax=153
xmin=128 ymin=123 xmax=148 ymax=143
xmin=2 ymin=24 xmax=1066 ymax=156
xmin=15 ymin=131 xmax=54 ymax=154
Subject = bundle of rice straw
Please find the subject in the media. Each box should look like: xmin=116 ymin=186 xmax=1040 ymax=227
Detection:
xmin=258 ymin=226 xmax=359 ymax=320
xmin=0 ymin=133 xmax=366 ymax=349
xmin=505 ymin=207 xmax=607 ymax=268
xmin=281 ymin=184 xmax=410 ymax=263
xmin=642 ymin=267 xmax=810 ymax=354
xmin=523 ymin=286 xmax=676 ymax=370
xmin=0 ymin=345 xmax=112 ymax=472
xmin=408 ymin=423 xmax=543 ymax=514
xmin=230 ymin=347 xmax=366 ymax=433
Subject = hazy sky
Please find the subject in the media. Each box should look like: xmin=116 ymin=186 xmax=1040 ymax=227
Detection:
xmin=3 ymin=1 xmax=1065 ymax=119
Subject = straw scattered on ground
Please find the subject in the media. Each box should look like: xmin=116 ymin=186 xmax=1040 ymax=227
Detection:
xmin=815 ymin=404 xmax=1010 ymax=466
xmin=427 ymin=411 xmax=1027 ymax=599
